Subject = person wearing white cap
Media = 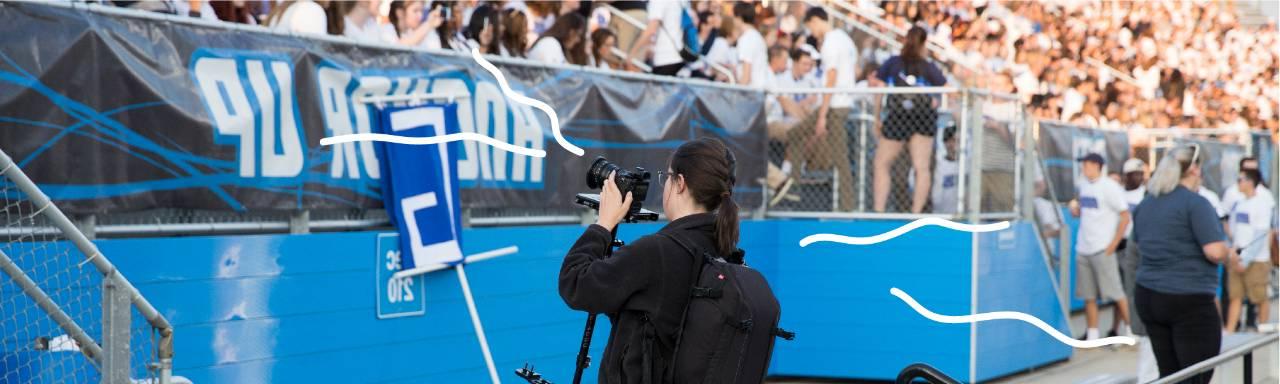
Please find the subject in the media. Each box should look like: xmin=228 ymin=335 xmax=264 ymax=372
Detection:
xmin=1120 ymin=157 xmax=1158 ymax=383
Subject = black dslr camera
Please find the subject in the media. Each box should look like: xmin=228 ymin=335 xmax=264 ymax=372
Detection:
xmin=576 ymin=157 xmax=658 ymax=223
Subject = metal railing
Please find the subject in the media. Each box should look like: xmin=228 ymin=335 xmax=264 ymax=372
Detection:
xmin=825 ymin=0 xmax=980 ymax=74
xmin=757 ymin=86 xmax=1027 ymax=221
xmin=1149 ymin=333 xmax=1279 ymax=384
xmin=599 ymin=4 xmax=737 ymax=83
xmin=0 ymin=148 xmax=175 ymax=383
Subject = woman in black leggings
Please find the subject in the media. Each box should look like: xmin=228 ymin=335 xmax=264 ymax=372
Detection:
xmin=1131 ymin=145 xmax=1243 ymax=383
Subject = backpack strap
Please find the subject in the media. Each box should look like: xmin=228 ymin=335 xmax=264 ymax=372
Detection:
xmin=656 ymin=231 xmax=714 ymax=384
xmin=773 ymin=327 xmax=796 ymax=341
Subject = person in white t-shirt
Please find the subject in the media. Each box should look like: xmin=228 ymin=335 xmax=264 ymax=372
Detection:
xmin=342 ymin=0 xmax=383 ymax=43
xmin=1120 ymin=158 xmax=1148 ymax=291
xmin=265 ymin=0 xmax=328 ymax=36
xmin=1069 ymin=153 xmax=1133 ymax=341
xmin=1224 ymin=169 xmax=1275 ymax=333
xmin=931 ymin=124 xmax=961 ymax=215
xmin=1197 ymin=185 xmax=1227 ymax=219
xmin=385 ymin=0 xmax=445 ymax=49
xmin=463 ymin=5 xmax=502 ymax=55
xmin=763 ymin=46 xmax=821 ymax=204
xmin=1222 ymin=157 xmax=1274 ymax=214
xmin=730 ymin=3 xmax=769 ymax=88
xmin=771 ymin=7 xmax=855 ymax=211
xmin=1117 ymin=157 xmax=1155 ymax=379
xmin=692 ymin=10 xmax=736 ymax=81
xmin=528 ymin=13 xmax=587 ymax=66
xmin=764 ymin=46 xmax=791 ymax=124
xmin=628 ymin=0 xmax=686 ymax=76
xmin=780 ymin=46 xmax=821 ymax=110
xmin=589 ymin=28 xmax=622 ymax=70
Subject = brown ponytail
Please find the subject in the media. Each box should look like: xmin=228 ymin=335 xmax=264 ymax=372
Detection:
xmin=670 ymin=138 xmax=740 ymax=259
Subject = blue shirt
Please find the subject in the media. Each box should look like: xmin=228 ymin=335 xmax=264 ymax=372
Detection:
xmin=875 ymin=56 xmax=946 ymax=87
xmin=1132 ymin=186 xmax=1226 ymax=295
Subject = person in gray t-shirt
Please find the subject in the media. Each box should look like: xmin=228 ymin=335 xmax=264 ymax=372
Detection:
xmin=1132 ymin=145 xmax=1241 ymax=383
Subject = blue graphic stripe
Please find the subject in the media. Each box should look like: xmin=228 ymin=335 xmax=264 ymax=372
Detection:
xmin=0 ymin=115 xmax=186 ymax=172
xmin=18 ymin=101 xmax=170 ymax=167
xmin=571 ymin=139 xmax=685 ymax=149
xmin=0 ymin=52 xmax=244 ymax=209
xmin=1 ymin=173 xmax=380 ymax=200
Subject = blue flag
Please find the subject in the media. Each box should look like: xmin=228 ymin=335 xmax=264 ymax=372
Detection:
xmin=376 ymin=103 xmax=464 ymax=270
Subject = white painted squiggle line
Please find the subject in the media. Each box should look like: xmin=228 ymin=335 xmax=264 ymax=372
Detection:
xmin=470 ymin=48 xmax=584 ymax=157
xmin=319 ymin=133 xmax=547 ymax=157
xmin=890 ymin=287 xmax=1135 ymax=349
xmin=798 ymin=217 xmax=1010 ymax=247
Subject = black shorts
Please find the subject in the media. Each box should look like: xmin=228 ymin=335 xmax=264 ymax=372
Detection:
xmin=882 ymin=111 xmax=937 ymax=141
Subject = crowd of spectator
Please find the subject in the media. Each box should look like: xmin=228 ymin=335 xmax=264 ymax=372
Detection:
xmin=107 ymin=0 xmax=1278 ymax=137
xmin=869 ymin=0 xmax=1280 ymax=135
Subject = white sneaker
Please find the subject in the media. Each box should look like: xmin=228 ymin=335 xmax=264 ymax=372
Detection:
xmin=768 ymin=177 xmax=796 ymax=207
xmin=1086 ymin=328 xmax=1100 ymax=341
xmin=1120 ymin=324 xmax=1133 ymax=338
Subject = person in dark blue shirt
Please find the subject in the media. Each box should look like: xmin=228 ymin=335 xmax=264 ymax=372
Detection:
xmin=1132 ymin=144 xmax=1242 ymax=384
xmin=870 ymin=26 xmax=947 ymax=213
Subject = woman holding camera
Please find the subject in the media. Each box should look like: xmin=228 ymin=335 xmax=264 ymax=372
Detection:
xmin=559 ymin=138 xmax=740 ymax=383
xmin=1132 ymin=145 xmax=1241 ymax=383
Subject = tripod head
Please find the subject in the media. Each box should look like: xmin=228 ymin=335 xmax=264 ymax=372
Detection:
xmin=575 ymin=193 xmax=659 ymax=223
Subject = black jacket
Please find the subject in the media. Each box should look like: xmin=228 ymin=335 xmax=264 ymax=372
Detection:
xmin=559 ymin=213 xmax=717 ymax=384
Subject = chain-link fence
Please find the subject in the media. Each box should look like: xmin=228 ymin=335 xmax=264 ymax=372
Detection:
xmin=969 ymin=90 xmax=1026 ymax=218
xmin=761 ymin=86 xmax=1034 ymax=219
xmin=0 ymin=149 xmax=174 ymax=383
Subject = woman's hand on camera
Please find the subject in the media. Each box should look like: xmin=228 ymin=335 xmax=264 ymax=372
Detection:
xmin=595 ymin=171 xmax=633 ymax=232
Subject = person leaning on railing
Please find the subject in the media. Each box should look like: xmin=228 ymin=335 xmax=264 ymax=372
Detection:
xmin=1131 ymin=145 xmax=1243 ymax=384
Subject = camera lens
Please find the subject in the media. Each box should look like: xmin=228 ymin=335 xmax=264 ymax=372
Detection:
xmin=586 ymin=157 xmax=620 ymax=190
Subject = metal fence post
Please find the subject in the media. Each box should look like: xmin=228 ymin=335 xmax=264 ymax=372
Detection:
xmin=1243 ymin=351 xmax=1253 ymax=384
xmin=78 ymin=214 xmax=97 ymax=240
xmin=0 ymin=148 xmax=175 ymax=381
xmin=857 ymin=101 xmax=869 ymax=213
xmin=1017 ymin=105 xmax=1034 ymax=221
xmin=290 ymin=210 xmax=310 ymax=234
xmin=102 ymin=280 xmax=131 ymax=384
xmin=964 ymin=91 xmax=984 ymax=222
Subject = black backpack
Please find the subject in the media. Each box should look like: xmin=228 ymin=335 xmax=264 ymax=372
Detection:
xmin=658 ymin=232 xmax=793 ymax=384
xmin=885 ymin=60 xmax=938 ymax=126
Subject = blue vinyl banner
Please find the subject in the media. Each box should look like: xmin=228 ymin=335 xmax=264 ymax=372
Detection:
xmin=1037 ymin=121 xmax=1130 ymax=202
xmin=376 ymin=104 xmax=463 ymax=270
xmin=0 ymin=2 xmax=766 ymax=213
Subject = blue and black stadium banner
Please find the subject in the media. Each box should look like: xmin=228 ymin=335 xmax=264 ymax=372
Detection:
xmin=1037 ymin=121 xmax=1131 ymax=201
xmin=1038 ymin=121 xmax=1246 ymax=199
xmin=0 ymin=2 xmax=765 ymax=213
